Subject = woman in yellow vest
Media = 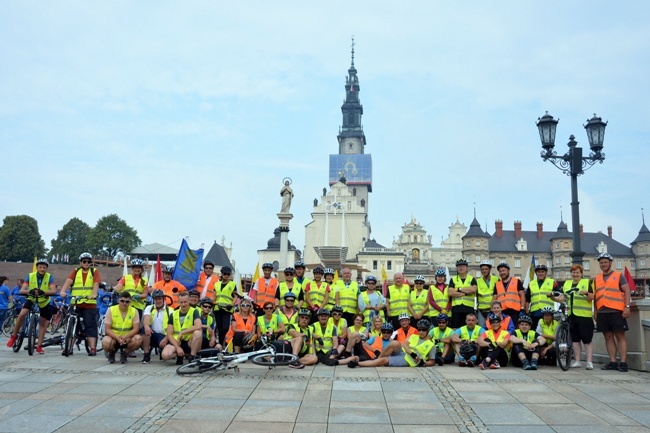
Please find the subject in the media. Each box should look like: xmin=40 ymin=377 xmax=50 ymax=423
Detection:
xmin=408 ymin=275 xmax=430 ymax=327
xmin=560 ymin=264 xmax=595 ymax=370
xmin=368 ymin=315 xmax=384 ymax=339
xmin=114 ymin=258 xmax=148 ymax=314
xmin=477 ymin=313 xmax=511 ymax=369
xmin=257 ymin=301 xmax=286 ymax=341
xmin=213 ymin=266 xmax=238 ymax=351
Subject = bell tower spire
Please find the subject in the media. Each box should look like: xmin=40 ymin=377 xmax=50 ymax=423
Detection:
xmin=338 ymin=36 xmax=366 ymax=154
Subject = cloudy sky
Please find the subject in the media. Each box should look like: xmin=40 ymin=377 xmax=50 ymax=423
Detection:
xmin=2 ymin=1 xmax=649 ymax=272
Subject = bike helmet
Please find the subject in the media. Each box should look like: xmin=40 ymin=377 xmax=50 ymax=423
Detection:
xmin=487 ymin=312 xmax=501 ymax=322
xmin=479 ymin=260 xmax=493 ymax=268
xmin=324 ymin=268 xmax=335 ymax=276
xmin=294 ymin=261 xmax=306 ymax=269
xmin=79 ymin=252 xmax=92 ymax=261
xmin=597 ymin=252 xmax=613 ymax=261
xmin=203 ymin=259 xmax=215 ymax=268
xmin=151 ymin=289 xmax=165 ymax=298
xmin=298 ymin=308 xmax=311 ymax=317
xmin=283 ymin=292 xmax=297 ymax=300
xmin=435 ymin=268 xmax=446 ymax=277
xmin=261 ymin=262 xmax=274 ymax=270
xmin=201 ymin=298 xmax=214 ymax=307
xmin=220 ymin=266 xmax=232 ymax=274
xmin=332 ymin=305 xmax=344 ymax=313
xmin=284 ymin=267 xmax=295 ymax=274
xmin=436 ymin=313 xmax=449 ymax=323
xmin=381 ymin=323 xmax=394 ymax=332
xmin=456 ymin=259 xmax=469 ymax=267
xmin=540 ymin=306 xmax=555 ymax=315
xmin=459 ymin=342 xmax=478 ymax=360
xmin=535 ymin=264 xmax=548 ymax=272
xmin=416 ymin=319 xmax=431 ymax=330
xmin=242 ymin=333 xmax=256 ymax=350
xmin=365 ymin=275 xmax=377 ymax=283
xmin=36 ymin=258 xmax=49 ymax=267
xmin=496 ymin=262 xmax=510 ymax=270
xmin=317 ymin=308 xmax=331 ymax=316
xmin=518 ymin=314 xmax=533 ymax=324
xmin=188 ymin=289 xmax=200 ymax=297
xmin=398 ymin=313 xmax=410 ymax=321
xmin=313 ymin=266 xmax=324 ymax=275
xmin=414 ymin=275 xmax=425 ymax=283
xmin=131 ymin=258 xmax=144 ymax=267
xmin=163 ymin=265 xmax=174 ymax=274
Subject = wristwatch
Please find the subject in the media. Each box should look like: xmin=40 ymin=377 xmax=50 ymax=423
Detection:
xmin=625 ymin=305 xmax=630 ymax=308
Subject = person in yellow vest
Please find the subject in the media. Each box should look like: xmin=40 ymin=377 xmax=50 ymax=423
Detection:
xmin=525 ymin=264 xmax=558 ymax=330
xmin=198 ymin=298 xmax=219 ymax=350
xmin=275 ymin=267 xmax=304 ymax=308
xmin=59 ymin=252 xmax=100 ymax=356
xmin=386 ymin=272 xmax=410 ymax=330
xmin=493 ymin=262 xmax=525 ymax=324
xmin=103 ymin=292 xmax=143 ymax=364
xmin=429 ymin=313 xmax=455 ymax=365
xmin=294 ymin=261 xmax=312 ymax=296
xmin=329 ymin=305 xmax=349 ymax=343
xmin=213 ymin=265 xmax=238 ymax=351
xmin=141 ymin=289 xmax=173 ymax=364
xmin=323 ymin=268 xmax=337 ymax=310
xmin=449 ymin=312 xmax=484 ymax=367
xmin=312 ymin=308 xmax=359 ymax=366
xmin=593 ymin=253 xmax=631 ymax=372
xmin=358 ymin=319 xmax=436 ymax=367
xmin=334 ymin=267 xmax=359 ymax=325
xmin=428 ymin=268 xmax=451 ymax=321
xmin=305 ymin=266 xmax=331 ymax=322
xmin=162 ymin=291 xmax=202 ymax=365
xmin=152 ymin=266 xmax=187 ymax=310
xmin=225 ymin=300 xmax=257 ymax=353
xmin=277 ymin=292 xmax=300 ymax=335
xmin=449 ymin=259 xmax=478 ymax=329
xmin=477 ymin=313 xmax=511 ymax=369
xmin=358 ymin=275 xmax=385 ymax=327
xmin=114 ymin=258 xmax=148 ymax=317
xmin=557 ymin=264 xmax=595 ymax=369
xmin=250 ymin=262 xmax=278 ymax=314
xmin=408 ymin=275 xmax=430 ymax=328
xmin=510 ymin=314 xmax=546 ymax=370
xmin=287 ymin=309 xmax=318 ymax=369
xmin=195 ymin=259 xmax=218 ymax=302
xmin=257 ymin=301 xmax=286 ymax=341
xmin=6 ymin=258 xmax=56 ymax=353
xmin=476 ymin=261 xmax=498 ymax=328
xmin=536 ymin=307 xmax=558 ymax=366
xmin=188 ymin=289 xmax=200 ymax=309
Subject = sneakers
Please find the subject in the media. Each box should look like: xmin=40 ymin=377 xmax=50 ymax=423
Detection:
xmin=467 ymin=356 xmax=476 ymax=368
xmin=120 ymin=351 xmax=128 ymax=364
xmin=522 ymin=359 xmax=531 ymax=370
xmin=458 ymin=358 xmax=467 ymax=367
xmin=490 ymin=361 xmax=501 ymax=369
xmin=530 ymin=359 xmax=538 ymax=370
xmin=108 ymin=352 xmax=116 ymax=364
xmin=6 ymin=335 xmax=16 ymax=348
xmin=88 ymin=348 xmax=97 ymax=357
xmin=176 ymin=356 xmax=184 ymax=365
xmin=347 ymin=360 xmax=358 ymax=369
xmin=601 ymin=361 xmax=619 ymax=370
xmin=141 ymin=353 xmax=151 ymax=364
xmin=479 ymin=360 xmax=488 ymax=370
xmin=618 ymin=362 xmax=629 ymax=372
xmin=585 ymin=362 xmax=594 ymax=370
xmin=435 ymin=356 xmax=444 ymax=366
xmin=571 ymin=360 xmax=582 ymax=368
xmin=289 ymin=360 xmax=304 ymax=369
xmin=128 ymin=351 xmax=137 ymax=358
xmin=35 ymin=346 xmax=44 ymax=355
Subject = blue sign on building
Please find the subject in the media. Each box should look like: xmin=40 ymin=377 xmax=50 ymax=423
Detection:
xmin=329 ymin=154 xmax=372 ymax=190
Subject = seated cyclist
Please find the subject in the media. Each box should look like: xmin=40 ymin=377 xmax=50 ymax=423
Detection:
xmin=312 ymin=308 xmax=359 ymax=367
xmin=161 ymin=291 xmax=202 ymax=365
xmin=359 ymin=319 xmax=436 ymax=367
xmin=287 ymin=309 xmax=318 ymax=368
xmin=449 ymin=312 xmax=484 ymax=367
xmin=477 ymin=313 xmax=511 ymax=369
xmin=536 ymin=307 xmax=558 ymax=366
xmin=510 ymin=314 xmax=546 ymax=370
xmin=429 ymin=313 xmax=454 ymax=366
xmin=103 ymin=292 xmax=143 ymax=364
xmin=141 ymin=289 xmax=173 ymax=364
xmin=198 ymin=298 xmax=220 ymax=350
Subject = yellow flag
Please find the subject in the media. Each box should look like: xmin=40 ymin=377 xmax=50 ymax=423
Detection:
xmin=252 ymin=263 xmax=260 ymax=282
xmin=32 ymin=256 xmax=37 ymax=272
xmin=333 ymin=269 xmax=339 ymax=283
xmin=381 ymin=264 xmax=387 ymax=281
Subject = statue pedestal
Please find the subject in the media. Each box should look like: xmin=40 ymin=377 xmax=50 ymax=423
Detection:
xmin=277 ymin=213 xmax=293 ymax=269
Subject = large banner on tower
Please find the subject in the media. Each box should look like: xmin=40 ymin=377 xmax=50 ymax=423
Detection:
xmin=329 ymin=154 xmax=372 ymax=187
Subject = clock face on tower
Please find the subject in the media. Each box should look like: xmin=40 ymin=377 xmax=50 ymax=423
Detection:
xmin=347 ymin=141 xmax=355 ymax=150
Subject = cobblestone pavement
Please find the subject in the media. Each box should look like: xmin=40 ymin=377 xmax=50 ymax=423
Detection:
xmin=0 ymin=347 xmax=648 ymax=433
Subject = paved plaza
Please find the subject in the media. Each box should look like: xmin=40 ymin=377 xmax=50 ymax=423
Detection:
xmin=0 ymin=346 xmax=648 ymax=433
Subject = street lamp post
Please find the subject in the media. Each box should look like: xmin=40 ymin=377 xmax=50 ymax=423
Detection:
xmin=536 ymin=112 xmax=608 ymax=265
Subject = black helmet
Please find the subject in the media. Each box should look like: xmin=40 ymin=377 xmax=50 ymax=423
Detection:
xmin=317 ymin=308 xmax=330 ymax=316
xmin=261 ymin=262 xmax=274 ymax=270
xmin=203 ymin=259 xmax=215 ymax=268
xmin=298 ymin=308 xmax=311 ymax=317
xmin=487 ymin=312 xmax=501 ymax=322
xmin=535 ymin=264 xmax=548 ymax=272
xmin=151 ymin=289 xmax=165 ymax=298
xmin=435 ymin=268 xmax=446 ymax=277
xmin=436 ymin=313 xmax=449 ymax=322
xmin=284 ymin=267 xmax=295 ymax=274
xmin=221 ymin=266 xmax=233 ymax=274
xmin=518 ymin=314 xmax=533 ymax=324
xmin=456 ymin=259 xmax=469 ymax=267
xmin=416 ymin=319 xmax=431 ymax=330
xmin=188 ymin=289 xmax=200 ymax=297
xmin=540 ymin=306 xmax=555 ymax=315
xmin=242 ymin=333 xmax=256 ymax=350
xmin=496 ymin=262 xmax=510 ymax=270
xmin=313 ymin=266 xmax=325 ymax=274
xmin=365 ymin=275 xmax=377 ymax=283
xmin=332 ymin=305 xmax=343 ymax=313
xmin=294 ymin=261 xmax=306 ymax=269
xmin=459 ymin=342 xmax=478 ymax=360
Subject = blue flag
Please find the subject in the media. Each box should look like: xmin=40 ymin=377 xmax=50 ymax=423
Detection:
xmin=172 ymin=239 xmax=204 ymax=290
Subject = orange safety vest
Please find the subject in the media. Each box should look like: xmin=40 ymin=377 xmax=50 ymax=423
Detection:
xmin=225 ymin=313 xmax=256 ymax=344
xmin=255 ymin=277 xmax=278 ymax=307
xmin=363 ymin=335 xmax=385 ymax=359
xmin=486 ymin=315 xmax=513 ymax=332
xmin=594 ymin=272 xmax=625 ymax=311
xmin=152 ymin=279 xmax=187 ymax=309
xmin=196 ymin=272 xmax=218 ymax=301
xmin=495 ymin=277 xmax=522 ymax=311
xmin=395 ymin=326 xmax=417 ymax=343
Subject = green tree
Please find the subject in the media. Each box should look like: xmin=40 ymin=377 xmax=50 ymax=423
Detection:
xmin=0 ymin=215 xmax=46 ymax=262
xmin=87 ymin=214 xmax=141 ymax=259
xmin=50 ymin=217 xmax=92 ymax=264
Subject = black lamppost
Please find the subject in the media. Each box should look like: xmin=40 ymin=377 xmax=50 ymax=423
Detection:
xmin=536 ymin=112 xmax=608 ymax=265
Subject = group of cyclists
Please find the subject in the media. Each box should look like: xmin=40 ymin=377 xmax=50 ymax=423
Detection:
xmin=4 ymin=251 xmax=632 ymax=373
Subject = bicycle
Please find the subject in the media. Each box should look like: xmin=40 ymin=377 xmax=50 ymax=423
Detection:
xmin=62 ymin=295 xmax=101 ymax=356
xmin=49 ymin=302 xmax=70 ymax=334
xmin=12 ymin=291 xmax=42 ymax=356
xmin=2 ymin=299 xmax=24 ymax=338
xmin=176 ymin=334 xmax=298 ymax=375
xmin=552 ymin=287 xmax=579 ymax=371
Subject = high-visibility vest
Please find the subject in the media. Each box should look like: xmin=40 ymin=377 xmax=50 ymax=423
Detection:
xmin=388 ymin=284 xmax=410 ymax=316
xmin=486 ymin=315 xmax=513 ymax=332
xmin=395 ymin=326 xmax=417 ymax=343
xmin=594 ymin=272 xmax=625 ymax=311
xmin=360 ymin=290 xmax=385 ymax=324
xmin=147 ymin=305 xmax=171 ymax=330
xmin=152 ymin=279 xmax=186 ymax=309
xmin=277 ymin=281 xmax=303 ymax=307
xmin=71 ymin=268 xmax=97 ymax=305
xmin=363 ymin=335 xmax=385 ymax=359
xmin=312 ymin=321 xmax=336 ymax=352
xmin=123 ymin=274 xmax=148 ymax=310
xmin=109 ymin=305 xmax=137 ymax=337
xmin=225 ymin=312 xmax=255 ymax=344
xmin=27 ymin=272 xmax=52 ymax=308
xmin=514 ymin=329 xmax=537 ymax=344
xmin=429 ymin=284 xmax=451 ymax=318
xmin=528 ymin=279 xmax=555 ymax=313
xmin=289 ymin=323 xmax=313 ymax=354
xmin=200 ymin=314 xmax=214 ymax=340
xmin=324 ymin=283 xmax=336 ymax=309
xmin=328 ymin=317 xmax=348 ymax=339
xmin=458 ymin=325 xmax=481 ymax=342
xmin=279 ymin=309 xmax=299 ymax=340
xmin=495 ymin=277 xmax=522 ymax=311
xmin=563 ymin=279 xmax=593 ymax=317
xmin=257 ymin=314 xmax=281 ymax=335
xmin=451 ymin=276 xmax=475 ymax=309
xmin=171 ymin=307 xmax=198 ymax=342
xmin=306 ymin=281 xmax=328 ymax=308
xmin=539 ymin=319 xmax=558 ymax=339
xmin=483 ymin=328 xmax=511 ymax=354
xmin=429 ymin=326 xmax=453 ymax=352
xmin=255 ymin=277 xmax=278 ymax=307
xmin=409 ymin=289 xmax=428 ymax=316
xmin=335 ymin=281 xmax=359 ymax=314
xmin=476 ymin=275 xmax=498 ymax=311
xmin=214 ymin=281 xmax=238 ymax=310
xmin=403 ymin=334 xmax=436 ymax=366
xmin=196 ymin=272 xmax=218 ymax=301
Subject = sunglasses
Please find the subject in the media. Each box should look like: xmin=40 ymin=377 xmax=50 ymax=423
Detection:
xmin=284 ymin=273 xmax=294 ymax=276
xmin=201 ymin=305 xmax=212 ymax=308
xmin=119 ymin=299 xmax=130 ymax=304
xmin=204 ymin=267 xmax=214 ymax=271
xmin=264 ymin=307 xmax=274 ymax=310
xmin=81 ymin=260 xmax=91 ymax=264
xmin=285 ymin=299 xmax=295 ymax=302
xmin=381 ymin=330 xmax=393 ymax=334
xmin=415 ymin=282 xmax=424 ymax=285
xmin=222 ymin=273 xmax=231 ymax=276
xmin=240 ymin=304 xmax=251 ymax=308
xmin=417 ymin=328 xmax=429 ymax=332
xmin=332 ymin=312 xmax=342 ymax=316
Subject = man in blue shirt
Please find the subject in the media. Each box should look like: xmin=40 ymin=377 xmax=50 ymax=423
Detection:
xmin=0 ymin=276 xmax=12 ymax=328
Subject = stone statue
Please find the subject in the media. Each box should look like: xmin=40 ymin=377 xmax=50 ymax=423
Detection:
xmin=360 ymin=198 xmax=365 ymax=207
xmin=352 ymin=187 xmax=356 ymax=196
xmin=280 ymin=178 xmax=293 ymax=213
xmin=314 ymin=198 xmax=318 ymax=206
xmin=323 ymin=187 xmax=327 ymax=196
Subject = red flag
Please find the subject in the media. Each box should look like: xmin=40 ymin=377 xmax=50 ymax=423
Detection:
xmin=624 ymin=266 xmax=636 ymax=296
xmin=155 ymin=254 xmax=163 ymax=284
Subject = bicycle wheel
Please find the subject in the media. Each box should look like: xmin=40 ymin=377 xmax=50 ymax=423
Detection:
xmin=63 ymin=316 xmax=77 ymax=357
xmin=2 ymin=314 xmax=15 ymax=338
xmin=251 ymin=352 xmax=298 ymax=367
xmin=27 ymin=314 xmax=38 ymax=356
xmin=555 ymin=323 xmax=572 ymax=371
xmin=176 ymin=359 xmax=222 ymax=375
xmin=12 ymin=327 xmax=24 ymax=353
xmin=49 ymin=311 xmax=64 ymax=334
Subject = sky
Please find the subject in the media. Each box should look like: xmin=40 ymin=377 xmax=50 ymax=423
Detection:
xmin=2 ymin=1 xmax=649 ymax=273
